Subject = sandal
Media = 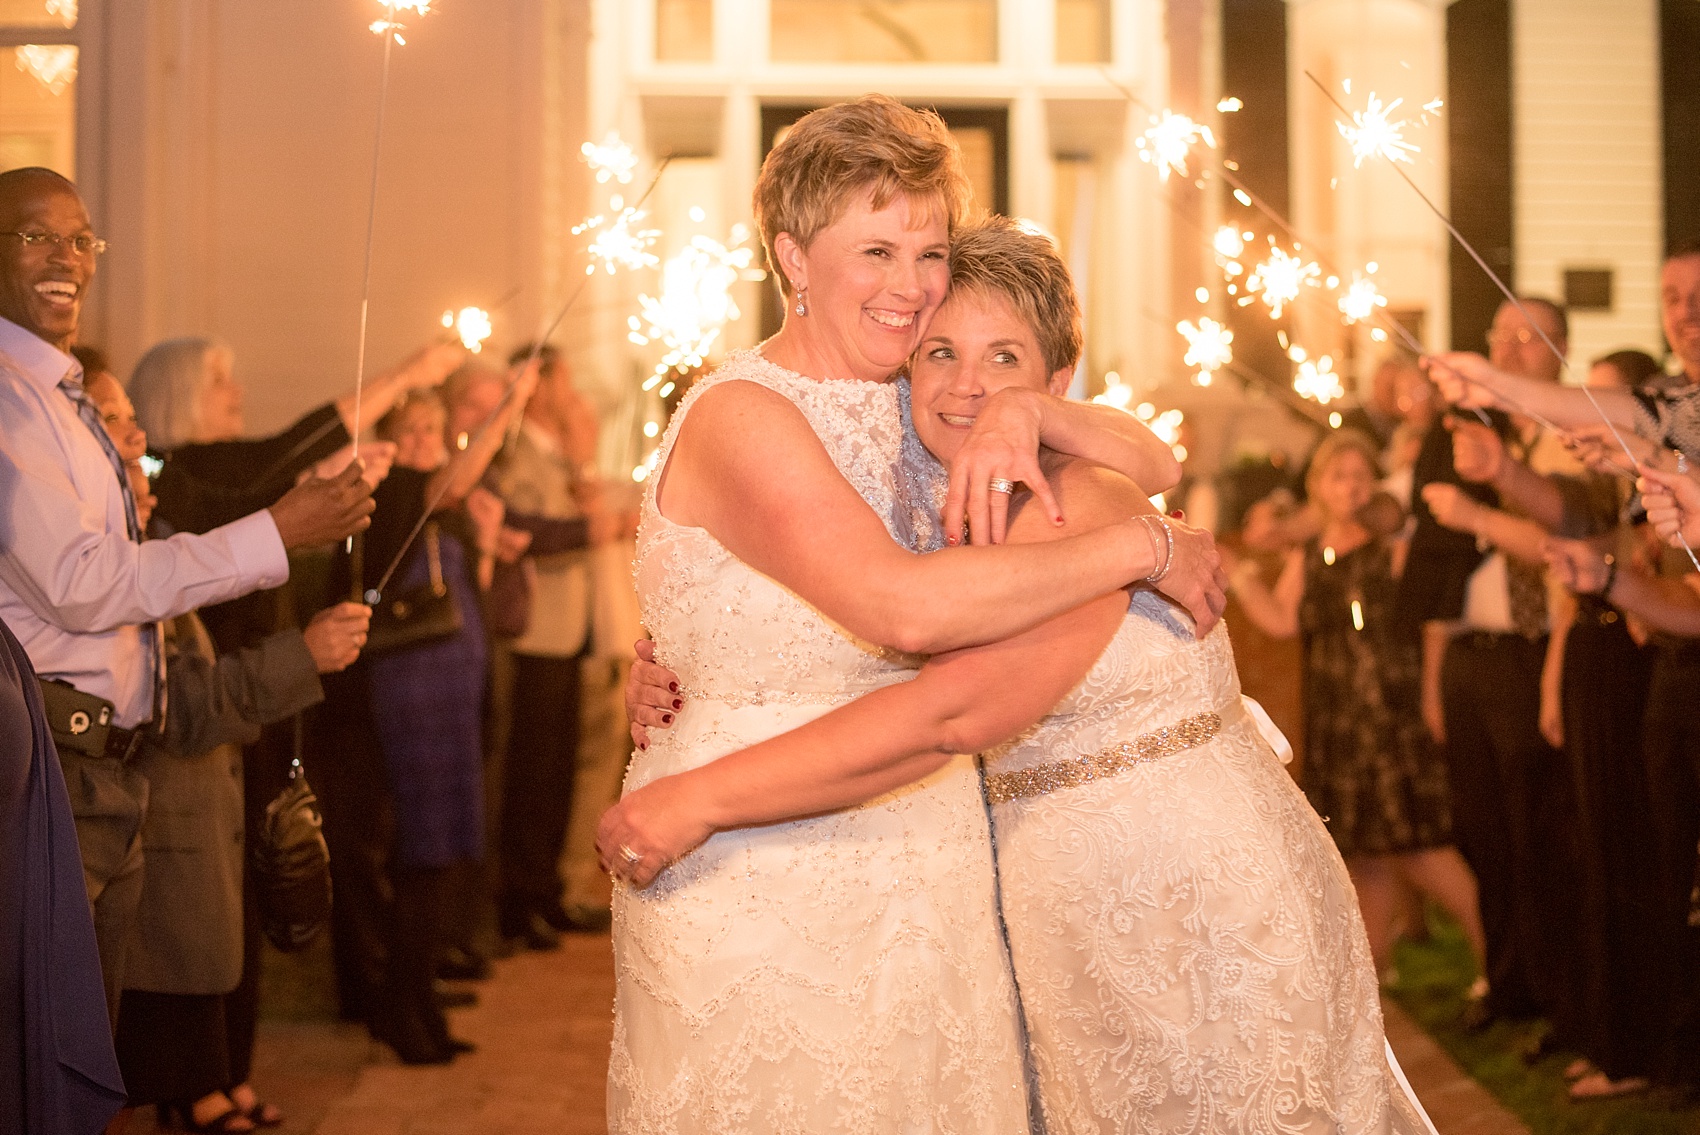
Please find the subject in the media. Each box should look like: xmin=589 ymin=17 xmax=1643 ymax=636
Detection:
xmin=228 ymin=1088 xmax=283 ymax=1128
xmin=1569 ymin=1072 xmax=1649 ymax=1101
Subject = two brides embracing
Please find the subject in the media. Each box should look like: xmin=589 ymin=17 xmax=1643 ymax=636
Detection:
xmin=597 ymin=96 xmax=1434 ymax=1135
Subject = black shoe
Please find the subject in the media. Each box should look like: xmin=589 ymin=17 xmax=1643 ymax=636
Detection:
xmin=436 ymin=944 xmax=491 ymax=982
xmin=500 ymin=911 xmax=561 ymax=952
xmin=433 ymin=979 xmax=478 ymax=1009
xmin=370 ymin=1001 xmax=454 ymax=1065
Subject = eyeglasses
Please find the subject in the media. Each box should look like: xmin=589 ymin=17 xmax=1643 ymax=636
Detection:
xmin=1 ymin=230 xmax=108 ymax=257
xmin=1486 ymin=328 xmax=1538 ymax=347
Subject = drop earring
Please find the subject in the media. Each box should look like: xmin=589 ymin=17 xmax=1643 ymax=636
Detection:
xmin=794 ymin=287 xmax=808 ymax=317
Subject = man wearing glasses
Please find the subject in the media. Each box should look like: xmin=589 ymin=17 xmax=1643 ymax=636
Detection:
xmin=0 ymin=166 xmax=374 ymax=1029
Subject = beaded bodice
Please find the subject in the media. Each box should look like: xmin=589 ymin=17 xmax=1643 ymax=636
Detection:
xmin=633 ymin=350 xmax=917 ymax=708
xmin=984 ymin=591 xmax=1240 ymax=777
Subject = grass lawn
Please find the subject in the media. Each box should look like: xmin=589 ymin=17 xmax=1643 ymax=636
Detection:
xmin=1390 ymin=912 xmax=1700 ymax=1135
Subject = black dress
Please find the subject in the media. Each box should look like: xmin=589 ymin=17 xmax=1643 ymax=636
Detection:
xmin=1299 ymin=539 xmax=1452 ymax=856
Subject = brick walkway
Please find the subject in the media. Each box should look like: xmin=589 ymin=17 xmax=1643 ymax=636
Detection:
xmin=125 ymin=932 xmax=1526 ymax=1135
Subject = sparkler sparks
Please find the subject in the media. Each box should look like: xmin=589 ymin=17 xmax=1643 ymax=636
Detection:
xmin=370 ymin=0 xmax=433 ymax=44
xmin=576 ymin=206 xmax=661 ymax=275
xmin=441 ymin=307 xmax=492 ymax=353
xmin=1338 ymin=267 xmax=1388 ymax=324
xmin=1177 ymin=317 xmax=1233 ymax=378
xmin=1245 ymin=244 xmax=1321 ymax=319
xmin=629 ymin=226 xmax=765 ymax=386
xmin=1289 ymin=347 xmax=1345 ymax=405
xmin=582 ymin=132 xmax=639 ymax=185
xmin=1213 ymin=226 xmax=1248 ymax=259
xmin=1136 ymin=111 xmax=1216 ymax=182
xmin=1335 ymin=90 xmax=1440 ymax=168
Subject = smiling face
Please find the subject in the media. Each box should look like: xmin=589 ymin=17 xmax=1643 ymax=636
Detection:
xmin=774 ymin=189 xmax=950 ymax=382
xmin=196 ymin=347 xmax=244 ymax=442
xmin=1662 ymin=253 xmax=1700 ymax=381
xmin=84 ymin=370 xmax=147 ymax=462
xmin=909 ymin=288 xmax=1071 ymax=465
xmin=1312 ymin=444 xmax=1377 ymax=524
xmin=0 ymin=174 xmax=94 ymax=349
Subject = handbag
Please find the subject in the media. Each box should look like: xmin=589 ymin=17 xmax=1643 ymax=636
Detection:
xmin=364 ymin=521 xmax=464 ymax=655
xmin=251 ymin=718 xmax=333 ymax=953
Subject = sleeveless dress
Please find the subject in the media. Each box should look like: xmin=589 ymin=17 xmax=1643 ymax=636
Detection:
xmin=1297 ymin=539 xmax=1451 ymax=857
xmin=984 ymin=595 xmax=1431 ymax=1134
xmin=609 ymin=352 xmax=1031 ymax=1134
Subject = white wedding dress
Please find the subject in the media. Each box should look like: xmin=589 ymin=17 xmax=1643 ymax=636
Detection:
xmin=983 ymin=593 xmax=1432 ymax=1135
xmin=609 ymin=353 xmax=1031 ymax=1134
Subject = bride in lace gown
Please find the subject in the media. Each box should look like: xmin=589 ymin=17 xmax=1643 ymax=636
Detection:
xmin=607 ymin=100 xmax=1225 ymax=1134
xmin=605 ymin=217 xmax=1435 ymax=1134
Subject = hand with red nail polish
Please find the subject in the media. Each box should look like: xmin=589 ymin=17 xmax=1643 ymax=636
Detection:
xmin=627 ymin=638 xmax=683 ymax=750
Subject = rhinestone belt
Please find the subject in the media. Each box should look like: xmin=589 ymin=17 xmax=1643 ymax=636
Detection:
xmin=983 ymin=710 xmax=1224 ymax=805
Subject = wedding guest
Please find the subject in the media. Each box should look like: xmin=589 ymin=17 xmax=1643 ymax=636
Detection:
xmin=1229 ymin=430 xmax=1487 ymax=980
xmin=0 ymin=167 xmax=372 ymax=1025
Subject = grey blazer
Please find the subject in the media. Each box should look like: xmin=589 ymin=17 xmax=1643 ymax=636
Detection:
xmin=122 ymin=615 xmax=322 ymax=996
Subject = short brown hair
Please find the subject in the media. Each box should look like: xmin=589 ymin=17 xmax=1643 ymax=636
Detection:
xmin=1305 ymin=428 xmax=1382 ymax=499
xmin=754 ymin=96 xmax=971 ymax=297
xmin=945 ymin=216 xmax=1083 ymax=374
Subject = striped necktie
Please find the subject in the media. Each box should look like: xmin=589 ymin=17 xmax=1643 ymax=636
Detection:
xmin=59 ymin=372 xmax=167 ymax=728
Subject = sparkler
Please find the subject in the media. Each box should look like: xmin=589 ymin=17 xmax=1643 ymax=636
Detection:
xmin=1290 ymin=347 xmax=1344 ymax=405
xmin=1303 ymin=72 xmax=1700 ymax=570
xmin=1136 ymin=111 xmax=1216 ymax=182
xmin=1338 ymin=267 xmax=1388 ymax=324
xmin=1177 ymin=317 xmax=1233 ymax=380
xmin=629 ymin=225 xmax=765 ymax=388
xmin=1337 ymin=92 xmax=1421 ymax=168
xmin=442 ymin=307 xmax=493 ymax=353
xmin=1213 ymin=225 xmax=1247 ymax=260
xmin=577 ymin=205 xmax=661 ymax=275
xmin=1245 ymin=243 xmax=1321 ymax=319
xmin=582 ymin=132 xmax=639 ymax=185
xmin=370 ymin=0 xmax=432 ymax=44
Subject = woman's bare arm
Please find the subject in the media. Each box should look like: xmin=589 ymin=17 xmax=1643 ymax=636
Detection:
xmin=1227 ymin=548 xmax=1304 ymax=639
xmin=661 ymin=380 xmax=1224 ymax=654
xmin=599 ymin=461 xmax=1145 ymax=885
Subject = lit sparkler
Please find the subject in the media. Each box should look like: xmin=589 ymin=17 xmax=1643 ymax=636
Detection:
xmin=1177 ymin=317 xmax=1233 ymax=378
xmin=441 ymin=307 xmax=493 ymax=353
xmin=1338 ymin=267 xmax=1388 ymax=324
xmin=576 ymin=206 xmax=661 ymax=275
xmin=629 ymin=225 xmax=765 ymax=386
xmin=582 ymin=132 xmax=639 ymax=185
xmin=1290 ymin=346 xmax=1344 ymax=405
xmin=370 ymin=0 xmax=433 ymax=44
xmin=1335 ymin=90 xmax=1438 ymax=168
xmin=1213 ymin=225 xmax=1247 ymax=259
xmin=1136 ymin=111 xmax=1216 ymax=182
xmin=1246 ymin=243 xmax=1321 ymax=319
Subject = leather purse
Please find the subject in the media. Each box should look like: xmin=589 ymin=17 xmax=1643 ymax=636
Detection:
xmin=251 ymin=719 xmax=333 ymax=953
xmin=364 ymin=521 xmax=463 ymax=655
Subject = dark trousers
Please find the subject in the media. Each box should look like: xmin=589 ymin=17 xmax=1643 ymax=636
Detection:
xmin=1440 ymin=632 xmax=1561 ymax=1019
xmin=59 ymin=749 xmax=149 ymax=1030
xmin=313 ymin=679 xmax=394 ymax=1021
xmin=1642 ymin=647 xmax=1700 ymax=1086
xmin=497 ymin=653 xmax=582 ymax=926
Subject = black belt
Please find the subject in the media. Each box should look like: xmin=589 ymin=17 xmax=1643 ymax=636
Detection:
xmin=36 ymin=678 xmax=151 ymax=762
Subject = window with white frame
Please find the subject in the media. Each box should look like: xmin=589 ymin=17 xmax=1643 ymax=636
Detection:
xmin=0 ymin=0 xmax=77 ymax=178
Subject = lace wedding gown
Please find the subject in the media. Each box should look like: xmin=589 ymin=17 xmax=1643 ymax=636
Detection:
xmin=609 ymin=353 xmax=1031 ymax=1134
xmin=984 ymin=594 xmax=1432 ymax=1135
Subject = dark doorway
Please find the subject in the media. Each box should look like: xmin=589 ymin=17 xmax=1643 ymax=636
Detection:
xmin=1446 ymin=0 xmax=1514 ymax=352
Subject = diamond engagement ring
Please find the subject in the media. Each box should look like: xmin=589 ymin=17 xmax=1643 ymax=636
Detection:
xmin=988 ymin=478 xmax=1016 ymax=495
xmin=619 ymin=844 xmax=642 ymax=866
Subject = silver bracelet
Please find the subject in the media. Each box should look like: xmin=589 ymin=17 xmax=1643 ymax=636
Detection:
xmin=1136 ymin=514 xmax=1174 ymax=584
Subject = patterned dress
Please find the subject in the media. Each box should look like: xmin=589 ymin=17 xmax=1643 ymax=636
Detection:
xmin=609 ymin=353 xmax=1030 ymax=1134
xmin=1298 ymin=539 xmax=1451 ymax=857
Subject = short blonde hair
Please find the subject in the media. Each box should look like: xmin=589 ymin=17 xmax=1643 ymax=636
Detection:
xmin=754 ymin=96 xmax=971 ymax=297
xmin=946 ymin=216 xmax=1083 ymax=374
xmin=1305 ymin=428 xmax=1382 ymax=498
